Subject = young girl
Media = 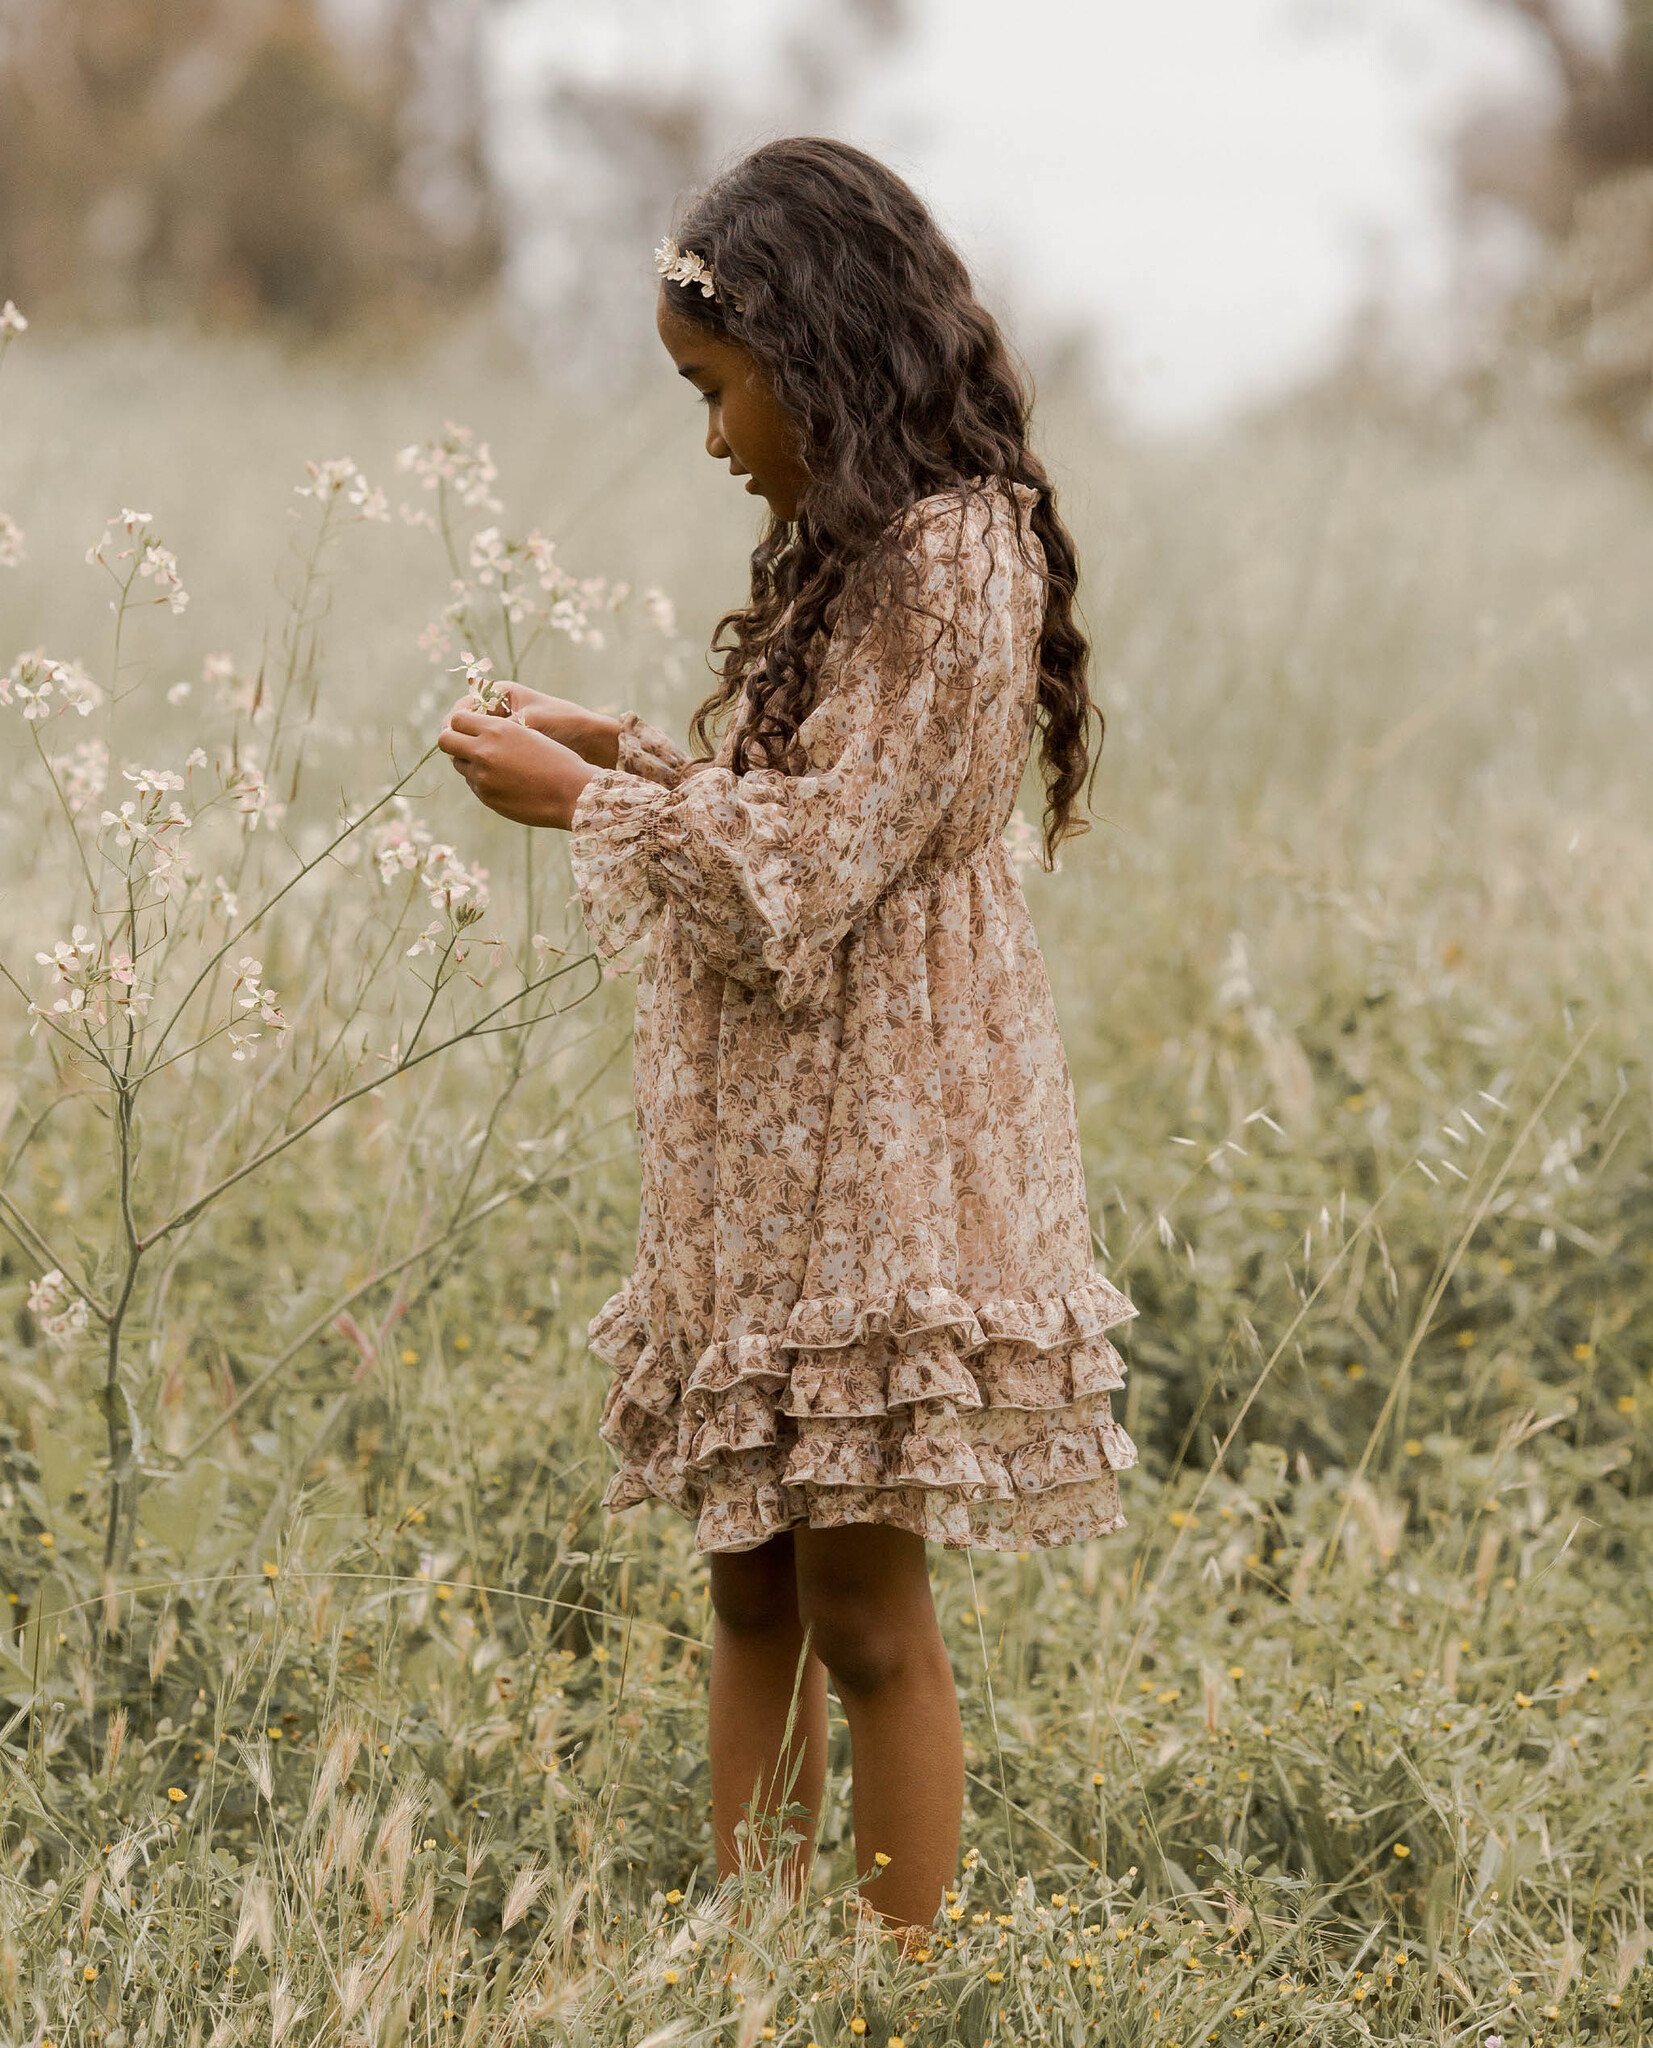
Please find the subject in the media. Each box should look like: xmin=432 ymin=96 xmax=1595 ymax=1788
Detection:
xmin=438 ymin=137 xmax=1138 ymax=1937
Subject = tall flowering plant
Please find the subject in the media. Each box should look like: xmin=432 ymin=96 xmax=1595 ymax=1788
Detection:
xmin=0 ymin=320 xmax=663 ymax=1597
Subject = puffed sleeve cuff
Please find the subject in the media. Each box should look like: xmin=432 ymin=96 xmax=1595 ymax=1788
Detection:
xmin=646 ymin=767 xmax=847 ymax=1012
xmin=568 ymin=768 xmax=672 ymax=977
xmin=612 ymin=708 xmax=692 ymax=789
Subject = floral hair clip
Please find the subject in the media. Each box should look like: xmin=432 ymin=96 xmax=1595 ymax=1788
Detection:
xmin=654 ymin=237 xmax=743 ymax=312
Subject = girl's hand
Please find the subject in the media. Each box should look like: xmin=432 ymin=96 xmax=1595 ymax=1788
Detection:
xmin=444 ymin=685 xmax=620 ymax=769
xmin=438 ymin=708 xmax=598 ymax=829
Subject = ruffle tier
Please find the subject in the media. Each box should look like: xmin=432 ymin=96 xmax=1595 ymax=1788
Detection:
xmin=586 ymin=1275 xmax=1138 ymax=1554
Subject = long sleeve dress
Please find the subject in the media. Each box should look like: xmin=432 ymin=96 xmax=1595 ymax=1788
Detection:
xmin=567 ymin=478 xmax=1137 ymax=1554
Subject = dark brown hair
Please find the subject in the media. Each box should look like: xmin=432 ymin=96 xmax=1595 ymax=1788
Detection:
xmin=664 ymin=137 xmax=1100 ymax=865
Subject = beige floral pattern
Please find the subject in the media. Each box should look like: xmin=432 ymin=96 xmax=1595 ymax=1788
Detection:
xmin=568 ymin=480 xmax=1137 ymax=1553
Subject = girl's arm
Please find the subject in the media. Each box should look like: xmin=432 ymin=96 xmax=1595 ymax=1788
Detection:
xmin=438 ymin=702 xmax=694 ymax=823
xmin=567 ymin=493 xmax=988 ymax=1008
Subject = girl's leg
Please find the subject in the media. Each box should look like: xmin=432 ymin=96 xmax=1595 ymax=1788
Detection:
xmin=793 ymin=1522 xmax=963 ymax=1932
xmin=708 ymin=1531 xmax=829 ymax=1896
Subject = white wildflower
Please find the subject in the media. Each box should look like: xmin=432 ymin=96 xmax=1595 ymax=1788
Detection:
xmin=124 ymin=765 xmax=186 ymax=797
xmin=405 ymin=921 xmax=445 ymax=958
xmin=35 ymin=926 xmax=97 ymax=984
xmin=232 ymin=755 xmax=285 ymax=830
xmin=372 ymin=807 xmax=432 ymax=883
xmin=228 ymin=1027 xmax=261 ymax=1062
xmin=146 ymin=835 xmax=193 ymax=899
xmin=396 ymin=423 xmax=500 ymax=512
xmin=212 ymin=875 xmax=240 ymax=923
xmin=63 ymin=737 xmax=109 ymax=812
xmin=233 ymin=956 xmax=287 ymax=1041
xmin=296 ymin=457 xmax=360 ymax=501
xmin=138 ymin=540 xmax=188 ymax=613
xmin=108 ymin=952 xmax=152 ymax=1016
xmin=54 ymin=659 xmax=101 ymax=715
xmin=100 ymin=800 xmax=144 ymax=850
xmin=28 ymin=1269 xmax=89 ymax=1349
xmin=1001 ymin=810 xmax=1055 ymax=872
xmin=166 ymin=681 xmax=192 ymax=704
xmin=644 ymin=587 xmax=677 ymax=636
xmin=349 ymin=477 xmax=389 ymax=522
xmin=416 ymin=619 xmax=453 ymax=664
xmin=421 ymin=844 xmax=488 ymax=917
xmin=0 ymin=511 xmax=23 ymax=568
xmin=469 ymin=527 xmax=506 ymax=585
xmin=0 ymin=300 xmax=27 ymax=338
xmin=185 ymin=747 xmax=208 ymax=771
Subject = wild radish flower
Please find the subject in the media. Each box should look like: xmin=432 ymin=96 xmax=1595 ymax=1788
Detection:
xmin=124 ymin=764 xmax=186 ymax=797
xmin=28 ymin=1269 xmax=89 ymax=1347
xmin=0 ymin=511 xmax=23 ymax=567
xmin=295 ymin=457 xmax=358 ymax=501
xmin=108 ymin=952 xmax=152 ymax=1015
xmin=416 ymin=618 xmax=453 ymax=663
xmin=422 ymin=845 xmax=489 ymax=916
xmin=233 ymin=958 xmax=287 ymax=1044
xmin=212 ymin=875 xmax=240 ymax=922
xmin=63 ymin=737 xmax=109 ymax=811
xmin=206 ymin=653 xmax=268 ymax=724
xmin=1001 ymin=810 xmax=1056 ymax=872
xmin=146 ymin=835 xmax=193 ymax=899
xmin=166 ymin=681 xmax=192 ymax=704
xmin=36 ymin=927 xmax=98 ymax=984
xmin=397 ymin=422 xmax=501 ymax=513
xmin=0 ymin=299 xmax=26 ymax=338
xmin=406 ymin=921 xmax=445 ymax=958
xmin=139 ymin=541 xmax=188 ymax=612
xmin=232 ymin=754 xmax=284 ymax=830
xmin=373 ymin=807 xmax=432 ymax=881
xmin=470 ymin=526 xmax=507 ymax=584
xmin=645 ymin=587 xmax=677 ymax=635
xmin=3 ymin=648 xmax=98 ymax=721
xmin=296 ymin=457 xmax=390 ymax=522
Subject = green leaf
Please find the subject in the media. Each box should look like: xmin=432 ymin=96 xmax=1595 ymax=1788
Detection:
xmin=34 ymin=1427 xmax=93 ymax=1511
xmin=138 ymin=1463 xmax=224 ymax=1556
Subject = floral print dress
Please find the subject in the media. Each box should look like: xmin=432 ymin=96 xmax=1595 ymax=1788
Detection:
xmin=568 ymin=479 xmax=1137 ymax=1554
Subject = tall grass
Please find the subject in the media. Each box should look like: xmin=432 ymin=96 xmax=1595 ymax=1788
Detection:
xmin=0 ymin=327 xmax=1648 ymax=2045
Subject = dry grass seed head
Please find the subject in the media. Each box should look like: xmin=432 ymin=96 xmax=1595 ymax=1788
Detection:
xmin=375 ymin=1786 xmax=421 ymax=1909
xmin=231 ymin=1876 xmax=274 ymax=1963
xmin=501 ymin=1860 xmax=553 ymax=1932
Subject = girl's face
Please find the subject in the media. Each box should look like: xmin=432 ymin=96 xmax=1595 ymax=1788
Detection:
xmin=657 ymin=291 xmax=810 ymax=521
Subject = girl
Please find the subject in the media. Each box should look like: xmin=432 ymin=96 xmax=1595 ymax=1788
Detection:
xmin=438 ymin=137 xmax=1138 ymax=1937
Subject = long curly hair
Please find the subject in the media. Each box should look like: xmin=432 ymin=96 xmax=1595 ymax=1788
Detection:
xmin=664 ymin=137 xmax=1101 ymax=866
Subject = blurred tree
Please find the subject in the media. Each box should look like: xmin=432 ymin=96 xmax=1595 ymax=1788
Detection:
xmin=0 ymin=0 xmax=498 ymax=335
xmin=1463 ymin=1 xmax=1653 ymax=445
xmin=484 ymin=0 xmax=909 ymax=392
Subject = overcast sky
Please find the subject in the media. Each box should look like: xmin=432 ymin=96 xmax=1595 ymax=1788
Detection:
xmin=846 ymin=0 xmax=1569 ymax=426
xmin=489 ymin=0 xmax=1610 ymax=429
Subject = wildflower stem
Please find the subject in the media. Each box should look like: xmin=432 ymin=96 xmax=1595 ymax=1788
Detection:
xmin=172 ymin=1133 xmax=633 ymax=1463
xmin=140 ymin=954 xmax=597 ymax=1248
xmin=1321 ymin=1023 xmax=1599 ymax=1573
xmin=0 ymin=1188 xmax=107 ymax=1320
xmin=143 ymin=747 xmax=441 ymax=1068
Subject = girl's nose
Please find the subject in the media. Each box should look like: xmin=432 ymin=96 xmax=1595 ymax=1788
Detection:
xmin=705 ymin=421 xmax=730 ymax=461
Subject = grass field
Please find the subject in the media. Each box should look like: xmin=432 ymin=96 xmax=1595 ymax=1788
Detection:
xmin=0 ymin=321 xmax=1649 ymax=2046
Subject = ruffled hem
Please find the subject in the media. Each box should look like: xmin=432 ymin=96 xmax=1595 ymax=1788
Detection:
xmin=585 ymin=1273 xmax=1139 ymax=1555
xmin=607 ymin=1466 xmax=1130 ymax=1555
